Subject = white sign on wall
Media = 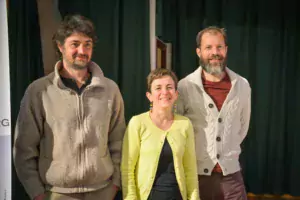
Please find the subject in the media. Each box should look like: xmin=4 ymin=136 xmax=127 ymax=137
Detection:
xmin=0 ymin=0 xmax=12 ymax=199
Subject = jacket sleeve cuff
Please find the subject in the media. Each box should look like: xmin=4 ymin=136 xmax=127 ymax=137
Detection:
xmin=28 ymin=186 xmax=45 ymax=200
xmin=21 ymin=178 xmax=45 ymax=200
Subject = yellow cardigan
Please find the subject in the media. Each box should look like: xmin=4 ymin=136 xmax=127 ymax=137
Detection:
xmin=121 ymin=112 xmax=200 ymax=200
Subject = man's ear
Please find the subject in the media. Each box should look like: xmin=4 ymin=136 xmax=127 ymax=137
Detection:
xmin=196 ymin=47 xmax=201 ymax=58
xmin=57 ymin=42 xmax=63 ymax=53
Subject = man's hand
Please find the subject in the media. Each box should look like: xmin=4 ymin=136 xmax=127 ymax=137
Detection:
xmin=34 ymin=193 xmax=46 ymax=200
xmin=111 ymin=185 xmax=120 ymax=200
xmin=113 ymin=184 xmax=120 ymax=191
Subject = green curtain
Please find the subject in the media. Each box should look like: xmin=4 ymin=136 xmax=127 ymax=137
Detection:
xmin=8 ymin=0 xmax=44 ymax=199
xmin=58 ymin=0 xmax=150 ymax=122
xmin=157 ymin=0 xmax=300 ymax=196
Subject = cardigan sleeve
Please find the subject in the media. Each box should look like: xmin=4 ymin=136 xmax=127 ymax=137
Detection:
xmin=239 ymin=83 xmax=251 ymax=143
xmin=121 ymin=116 xmax=141 ymax=200
xmin=177 ymin=79 xmax=188 ymax=116
xmin=183 ymin=120 xmax=200 ymax=200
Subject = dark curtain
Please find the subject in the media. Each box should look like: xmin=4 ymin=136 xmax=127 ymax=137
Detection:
xmin=8 ymin=0 xmax=44 ymax=199
xmin=58 ymin=0 xmax=150 ymax=122
xmin=157 ymin=0 xmax=300 ymax=196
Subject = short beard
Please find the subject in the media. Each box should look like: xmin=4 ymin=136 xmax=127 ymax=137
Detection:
xmin=71 ymin=61 xmax=89 ymax=70
xmin=202 ymin=63 xmax=225 ymax=76
xmin=70 ymin=54 xmax=89 ymax=70
xmin=200 ymin=57 xmax=226 ymax=76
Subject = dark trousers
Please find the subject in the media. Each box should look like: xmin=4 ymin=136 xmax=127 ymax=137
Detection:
xmin=147 ymin=189 xmax=182 ymax=200
xmin=198 ymin=171 xmax=247 ymax=200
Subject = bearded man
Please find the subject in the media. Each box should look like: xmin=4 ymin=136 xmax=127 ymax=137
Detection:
xmin=13 ymin=15 xmax=125 ymax=200
xmin=177 ymin=26 xmax=251 ymax=200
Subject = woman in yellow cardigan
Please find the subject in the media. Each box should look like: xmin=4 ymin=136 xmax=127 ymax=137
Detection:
xmin=121 ymin=68 xmax=200 ymax=200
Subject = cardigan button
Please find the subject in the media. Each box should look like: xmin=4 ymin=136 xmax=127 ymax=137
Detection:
xmin=208 ymin=103 xmax=214 ymax=108
xmin=218 ymin=118 xmax=223 ymax=123
xmin=216 ymin=136 xmax=221 ymax=142
xmin=216 ymin=154 xmax=220 ymax=159
xmin=204 ymin=168 xmax=209 ymax=173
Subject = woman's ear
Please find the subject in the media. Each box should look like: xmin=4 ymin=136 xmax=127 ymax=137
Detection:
xmin=146 ymin=91 xmax=152 ymax=102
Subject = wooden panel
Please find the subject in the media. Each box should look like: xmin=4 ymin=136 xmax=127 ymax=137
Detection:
xmin=156 ymin=38 xmax=166 ymax=68
xmin=248 ymin=193 xmax=300 ymax=200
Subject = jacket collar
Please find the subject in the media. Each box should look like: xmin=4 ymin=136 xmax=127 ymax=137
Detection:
xmin=188 ymin=66 xmax=238 ymax=90
xmin=53 ymin=61 xmax=106 ymax=89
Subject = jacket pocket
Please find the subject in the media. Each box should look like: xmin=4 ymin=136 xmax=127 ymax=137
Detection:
xmin=85 ymin=99 xmax=111 ymax=157
xmin=97 ymin=126 xmax=108 ymax=157
xmin=40 ymin=133 xmax=54 ymax=159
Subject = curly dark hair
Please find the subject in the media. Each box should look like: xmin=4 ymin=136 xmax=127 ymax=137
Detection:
xmin=52 ymin=14 xmax=98 ymax=58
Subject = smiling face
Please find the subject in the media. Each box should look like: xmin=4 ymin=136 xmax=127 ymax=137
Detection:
xmin=196 ymin=32 xmax=228 ymax=75
xmin=146 ymin=75 xmax=178 ymax=111
xmin=58 ymin=33 xmax=93 ymax=70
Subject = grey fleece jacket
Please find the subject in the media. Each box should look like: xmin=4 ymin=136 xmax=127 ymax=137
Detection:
xmin=13 ymin=61 xmax=126 ymax=199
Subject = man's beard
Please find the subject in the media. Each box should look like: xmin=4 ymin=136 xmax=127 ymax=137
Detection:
xmin=62 ymin=53 xmax=90 ymax=70
xmin=70 ymin=53 xmax=90 ymax=70
xmin=200 ymin=54 xmax=227 ymax=76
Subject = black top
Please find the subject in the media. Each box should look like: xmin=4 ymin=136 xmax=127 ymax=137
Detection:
xmin=152 ymin=139 xmax=180 ymax=192
xmin=60 ymin=73 xmax=92 ymax=95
